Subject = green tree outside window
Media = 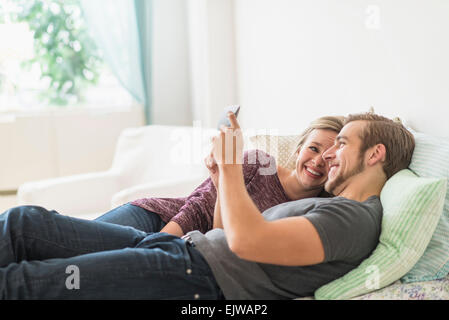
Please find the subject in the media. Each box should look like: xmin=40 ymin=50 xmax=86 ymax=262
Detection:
xmin=7 ymin=0 xmax=103 ymax=106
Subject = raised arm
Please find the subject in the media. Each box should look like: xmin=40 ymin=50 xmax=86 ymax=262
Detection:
xmin=213 ymin=195 xmax=223 ymax=229
xmin=205 ymin=152 xmax=223 ymax=229
xmin=212 ymin=113 xmax=325 ymax=266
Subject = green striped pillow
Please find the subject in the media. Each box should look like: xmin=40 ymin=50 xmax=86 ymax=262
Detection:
xmin=314 ymin=169 xmax=446 ymax=300
xmin=401 ymin=130 xmax=449 ymax=283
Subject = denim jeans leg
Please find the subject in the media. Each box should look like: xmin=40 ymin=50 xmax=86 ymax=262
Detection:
xmin=0 ymin=205 xmax=148 ymax=268
xmin=0 ymin=233 xmax=224 ymax=300
xmin=95 ymin=203 xmax=166 ymax=233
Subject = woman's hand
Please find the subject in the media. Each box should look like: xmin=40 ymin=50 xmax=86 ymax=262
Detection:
xmin=205 ymin=153 xmax=219 ymax=189
xmin=211 ymin=112 xmax=244 ymax=168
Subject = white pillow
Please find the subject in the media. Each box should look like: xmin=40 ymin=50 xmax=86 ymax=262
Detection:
xmin=248 ymin=135 xmax=300 ymax=170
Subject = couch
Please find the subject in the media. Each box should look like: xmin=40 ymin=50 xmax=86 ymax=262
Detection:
xmin=16 ymin=123 xmax=449 ymax=300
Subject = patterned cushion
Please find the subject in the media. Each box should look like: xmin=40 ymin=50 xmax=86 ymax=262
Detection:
xmin=400 ymin=129 xmax=449 ymax=283
xmin=314 ymin=169 xmax=446 ymax=300
xmin=296 ymin=275 xmax=449 ymax=300
xmin=248 ymin=135 xmax=300 ymax=170
xmin=352 ymin=275 xmax=449 ymax=300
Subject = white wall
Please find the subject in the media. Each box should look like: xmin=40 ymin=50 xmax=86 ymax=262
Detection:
xmin=151 ymin=0 xmax=192 ymax=126
xmin=232 ymin=0 xmax=449 ymax=137
xmin=187 ymin=0 xmax=238 ymax=128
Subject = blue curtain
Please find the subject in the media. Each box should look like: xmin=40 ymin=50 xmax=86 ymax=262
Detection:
xmin=80 ymin=0 xmax=152 ymax=124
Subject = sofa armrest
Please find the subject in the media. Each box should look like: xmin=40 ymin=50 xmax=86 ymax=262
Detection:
xmin=17 ymin=170 xmax=121 ymax=216
xmin=111 ymin=174 xmax=208 ymax=208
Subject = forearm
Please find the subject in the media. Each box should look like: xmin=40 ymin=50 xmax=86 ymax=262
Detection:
xmin=168 ymin=177 xmax=216 ymax=234
xmin=160 ymin=221 xmax=184 ymax=237
xmin=218 ymin=165 xmax=264 ymax=243
xmin=213 ymin=195 xmax=223 ymax=229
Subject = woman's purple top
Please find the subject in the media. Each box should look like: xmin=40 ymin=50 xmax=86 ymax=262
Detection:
xmin=131 ymin=149 xmax=292 ymax=234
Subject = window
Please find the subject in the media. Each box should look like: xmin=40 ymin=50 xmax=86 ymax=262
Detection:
xmin=0 ymin=0 xmax=134 ymax=112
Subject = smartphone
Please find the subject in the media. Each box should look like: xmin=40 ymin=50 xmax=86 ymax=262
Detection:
xmin=217 ymin=105 xmax=240 ymax=129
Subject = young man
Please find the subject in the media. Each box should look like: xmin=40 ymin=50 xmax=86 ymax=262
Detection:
xmin=0 ymin=113 xmax=414 ymax=299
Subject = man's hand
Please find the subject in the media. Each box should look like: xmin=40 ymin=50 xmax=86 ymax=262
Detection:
xmin=211 ymin=112 xmax=244 ymax=168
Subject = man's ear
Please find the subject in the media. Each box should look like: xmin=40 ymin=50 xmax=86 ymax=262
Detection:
xmin=367 ymin=144 xmax=386 ymax=166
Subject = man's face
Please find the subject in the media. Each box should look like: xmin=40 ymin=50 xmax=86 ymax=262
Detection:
xmin=323 ymin=121 xmax=366 ymax=195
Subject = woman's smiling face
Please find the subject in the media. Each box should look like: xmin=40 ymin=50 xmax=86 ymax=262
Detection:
xmin=294 ymin=129 xmax=338 ymax=191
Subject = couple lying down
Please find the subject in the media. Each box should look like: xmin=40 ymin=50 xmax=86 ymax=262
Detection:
xmin=0 ymin=112 xmax=415 ymax=299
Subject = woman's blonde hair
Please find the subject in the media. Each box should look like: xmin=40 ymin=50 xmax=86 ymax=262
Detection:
xmin=287 ymin=115 xmax=345 ymax=163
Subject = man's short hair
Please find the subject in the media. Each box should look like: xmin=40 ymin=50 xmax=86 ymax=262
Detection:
xmin=345 ymin=113 xmax=415 ymax=179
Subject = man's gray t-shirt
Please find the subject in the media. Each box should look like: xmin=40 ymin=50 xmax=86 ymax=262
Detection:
xmin=187 ymin=196 xmax=382 ymax=300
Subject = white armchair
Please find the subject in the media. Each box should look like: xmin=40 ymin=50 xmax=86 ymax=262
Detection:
xmin=17 ymin=125 xmax=219 ymax=220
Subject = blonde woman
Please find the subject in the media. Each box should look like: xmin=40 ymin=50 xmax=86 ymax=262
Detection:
xmin=95 ymin=116 xmax=345 ymax=237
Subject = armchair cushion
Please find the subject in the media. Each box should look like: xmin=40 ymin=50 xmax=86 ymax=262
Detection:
xmin=18 ymin=170 xmax=121 ymax=217
xmin=111 ymin=174 xmax=209 ymax=208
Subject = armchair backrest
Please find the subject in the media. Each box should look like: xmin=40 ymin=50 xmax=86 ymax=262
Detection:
xmin=110 ymin=125 xmax=218 ymax=189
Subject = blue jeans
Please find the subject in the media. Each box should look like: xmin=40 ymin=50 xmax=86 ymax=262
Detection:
xmin=95 ymin=203 xmax=167 ymax=233
xmin=0 ymin=205 xmax=224 ymax=300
